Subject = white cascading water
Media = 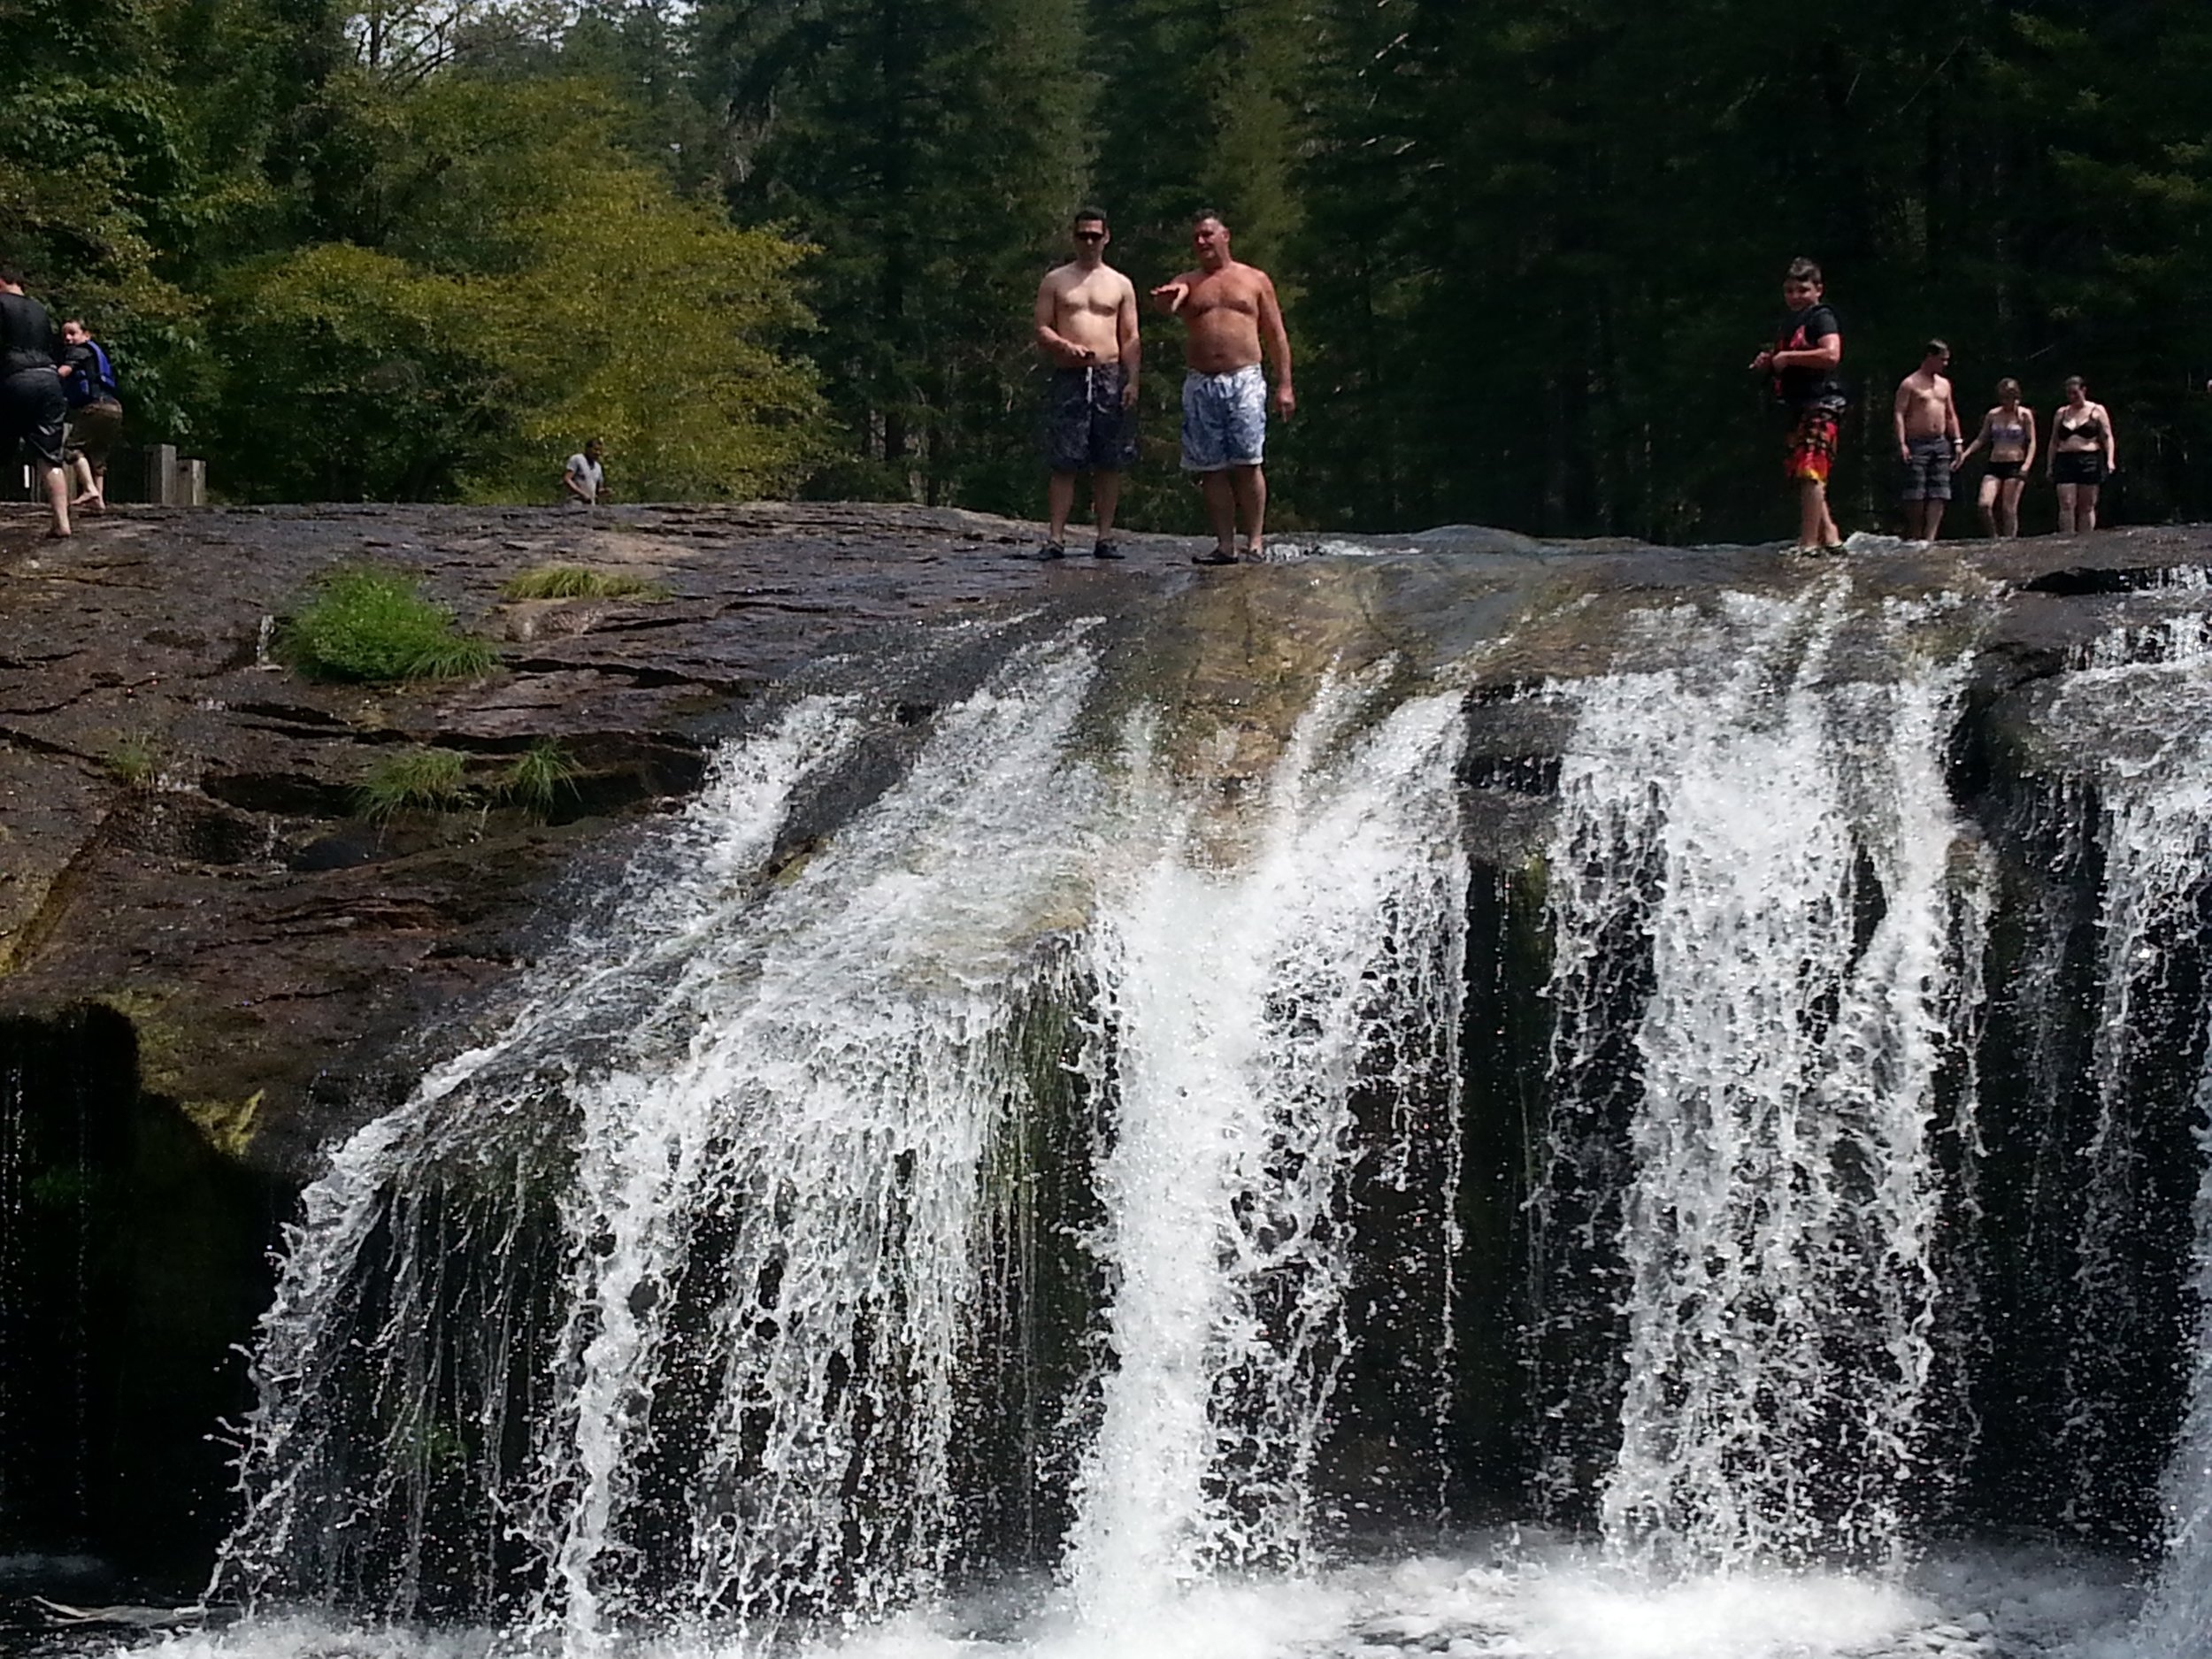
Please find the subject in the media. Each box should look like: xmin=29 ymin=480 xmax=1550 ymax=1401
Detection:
xmin=1068 ymin=671 xmax=1469 ymax=1617
xmin=1537 ymin=583 xmax=1987 ymax=1571
xmin=119 ymin=580 xmax=2212 ymax=1659
xmin=217 ymin=629 xmax=1111 ymax=1648
xmin=204 ymin=627 xmax=1477 ymax=1655
xmin=2048 ymin=616 xmax=2212 ymax=1655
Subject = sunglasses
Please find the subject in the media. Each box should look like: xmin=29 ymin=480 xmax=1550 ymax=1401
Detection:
xmin=1074 ymin=230 xmax=1106 ymax=242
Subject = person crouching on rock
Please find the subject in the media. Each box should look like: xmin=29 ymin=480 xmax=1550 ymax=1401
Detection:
xmin=57 ymin=319 xmax=123 ymax=515
xmin=0 ymin=265 xmax=72 ymax=539
xmin=564 ymin=438 xmax=606 ymax=508
xmin=1749 ymin=257 xmax=1846 ymax=554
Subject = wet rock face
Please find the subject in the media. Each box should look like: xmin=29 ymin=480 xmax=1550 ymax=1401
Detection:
xmin=0 ymin=502 xmax=1181 ymax=1179
xmin=2 ymin=501 xmax=2209 ymax=1187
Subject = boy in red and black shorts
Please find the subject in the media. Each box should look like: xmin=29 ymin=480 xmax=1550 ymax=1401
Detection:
xmin=1750 ymin=257 xmax=1847 ymax=552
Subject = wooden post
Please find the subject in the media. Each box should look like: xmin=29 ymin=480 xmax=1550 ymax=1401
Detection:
xmin=142 ymin=443 xmax=179 ymax=505
xmin=180 ymin=458 xmax=207 ymax=506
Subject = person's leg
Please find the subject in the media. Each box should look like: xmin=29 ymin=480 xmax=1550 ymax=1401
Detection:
xmin=2000 ymin=478 xmax=2025 ymax=537
xmin=2055 ymin=482 xmax=2078 ymax=533
xmin=1230 ymin=465 xmax=1266 ymax=554
xmin=2080 ymin=484 xmax=2100 ymax=532
xmin=70 ymin=452 xmax=96 ymax=505
xmin=1978 ymin=476 xmax=1999 ymax=537
xmin=88 ymin=457 xmax=106 ymax=510
xmin=1924 ymin=498 xmax=1946 ymax=541
xmin=1799 ymin=480 xmax=1829 ymax=549
xmin=39 ymin=462 xmax=71 ymax=537
xmin=1046 ymin=471 xmax=1078 ymax=546
xmin=1092 ymin=469 xmax=1122 ymax=540
xmin=1202 ymin=470 xmax=1237 ymax=556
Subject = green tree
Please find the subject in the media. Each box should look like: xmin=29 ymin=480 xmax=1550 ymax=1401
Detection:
xmin=699 ymin=0 xmax=1094 ymax=508
xmin=208 ymin=76 xmax=829 ymax=502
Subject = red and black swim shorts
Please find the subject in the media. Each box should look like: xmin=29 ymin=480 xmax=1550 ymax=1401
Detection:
xmin=1786 ymin=407 xmax=1839 ymax=485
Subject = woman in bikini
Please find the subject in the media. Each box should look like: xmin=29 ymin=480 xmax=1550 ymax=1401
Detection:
xmin=2048 ymin=375 xmax=2116 ymax=534
xmin=1954 ymin=378 xmax=2036 ymax=539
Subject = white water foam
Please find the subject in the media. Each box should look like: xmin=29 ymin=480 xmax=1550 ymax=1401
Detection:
xmin=2047 ymin=616 xmax=2212 ymax=1654
xmin=1068 ymin=671 xmax=1470 ymax=1617
xmin=118 ymin=1538 xmax=2151 ymax=1659
xmin=1538 ymin=582 xmax=1985 ymax=1570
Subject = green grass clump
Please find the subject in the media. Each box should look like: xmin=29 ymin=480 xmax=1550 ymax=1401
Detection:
xmin=282 ymin=567 xmax=496 ymax=682
xmin=500 ymin=739 xmax=581 ymax=818
xmin=357 ymin=747 xmax=471 ymax=823
xmin=500 ymin=565 xmax=669 ymax=602
xmin=102 ymin=730 xmax=165 ymax=790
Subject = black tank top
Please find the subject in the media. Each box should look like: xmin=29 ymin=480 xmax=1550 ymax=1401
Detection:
xmin=0 ymin=291 xmax=58 ymax=377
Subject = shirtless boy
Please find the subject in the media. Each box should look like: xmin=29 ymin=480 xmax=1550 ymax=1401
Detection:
xmin=1028 ymin=208 xmax=1141 ymax=560
xmin=1893 ymin=341 xmax=1962 ymax=541
xmin=1150 ymin=210 xmax=1293 ymax=565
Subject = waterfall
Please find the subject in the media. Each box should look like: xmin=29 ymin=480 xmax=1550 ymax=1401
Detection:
xmin=217 ymin=630 xmax=1109 ymax=1646
xmin=1067 ymin=671 xmax=1469 ymax=1614
xmin=211 ymin=624 xmax=1476 ymax=1648
xmin=1534 ymin=583 xmax=1986 ymax=1570
xmin=139 ymin=568 xmax=2212 ymax=1659
xmin=2050 ymin=618 xmax=2212 ymax=1651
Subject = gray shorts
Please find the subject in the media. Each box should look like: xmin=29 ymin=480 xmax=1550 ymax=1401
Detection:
xmin=1180 ymin=365 xmax=1266 ymax=472
xmin=1900 ymin=435 xmax=1954 ymax=503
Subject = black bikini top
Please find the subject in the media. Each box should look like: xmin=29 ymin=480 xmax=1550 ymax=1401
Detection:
xmin=2059 ymin=411 xmax=2105 ymax=442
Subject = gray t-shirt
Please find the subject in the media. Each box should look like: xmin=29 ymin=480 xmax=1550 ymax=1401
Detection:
xmin=565 ymin=453 xmax=603 ymax=503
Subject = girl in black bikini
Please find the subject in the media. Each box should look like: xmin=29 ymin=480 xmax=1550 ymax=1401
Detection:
xmin=1955 ymin=378 xmax=2036 ymax=539
xmin=2049 ymin=375 xmax=2116 ymax=534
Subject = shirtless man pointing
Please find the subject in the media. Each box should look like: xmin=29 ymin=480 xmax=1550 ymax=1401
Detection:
xmin=1151 ymin=210 xmax=1293 ymax=564
xmin=1028 ymin=207 xmax=1141 ymax=560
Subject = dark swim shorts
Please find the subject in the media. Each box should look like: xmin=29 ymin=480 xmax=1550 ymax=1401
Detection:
xmin=1786 ymin=407 xmax=1839 ymax=485
xmin=1 ymin=366 xmax=66 ymax=468
xmin=1900 ymin=435 xmax=1955 ymax=503
xmin=2053 ymin=449 xmax=2108 ymax=487
xmin=1045 ymin=364 xmax=1138 ymax=473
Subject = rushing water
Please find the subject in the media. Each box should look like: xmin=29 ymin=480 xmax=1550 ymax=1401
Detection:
xmin=77 ymin=579 xmax=2212 ymax=1659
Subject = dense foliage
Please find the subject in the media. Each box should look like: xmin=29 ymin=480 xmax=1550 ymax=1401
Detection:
xmin=4 ymin=0 xmax=2208 ymax=538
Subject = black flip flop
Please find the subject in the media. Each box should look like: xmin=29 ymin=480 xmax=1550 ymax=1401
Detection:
xmin=1191 ymin=548 xmax=1238 ymax=566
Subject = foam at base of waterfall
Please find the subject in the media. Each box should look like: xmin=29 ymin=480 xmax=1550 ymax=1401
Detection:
xmin=110 ymin=1542 xmax=2154 ymax=1659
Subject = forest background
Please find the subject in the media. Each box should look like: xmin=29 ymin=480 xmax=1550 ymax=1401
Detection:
xmin=4 ymin=0 xmax=2208 ymax=543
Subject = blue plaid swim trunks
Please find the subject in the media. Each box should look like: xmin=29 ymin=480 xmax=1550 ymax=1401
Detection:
xmin=1180 ymin=364 xmax=1267 ymax=472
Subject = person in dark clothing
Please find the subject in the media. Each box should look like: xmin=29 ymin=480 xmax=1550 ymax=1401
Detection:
xmin=57 ymin=319 xmax=122 ymax=514
xmin=0 ymin=266 xmax=71 ymax=538
xmin=1749 ymin=257 xmax=1846 ymax=553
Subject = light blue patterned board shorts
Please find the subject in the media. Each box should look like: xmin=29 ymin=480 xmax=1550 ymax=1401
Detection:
xmin=1180 ymin=364 xmax=1267 ymax=472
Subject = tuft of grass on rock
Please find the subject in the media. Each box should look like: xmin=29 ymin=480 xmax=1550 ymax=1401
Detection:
xmin=102 ymin=730 xmax=165 ymax=790
xmin=281 ymin=567 xmax=497 ymax=683
xmin=357 ymin=747 xmax=471 ymax=823
xmin=500 ymin=565 xmax=669 ymax=603
xmin=500 ymin=739 xmax=582 ymax=818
